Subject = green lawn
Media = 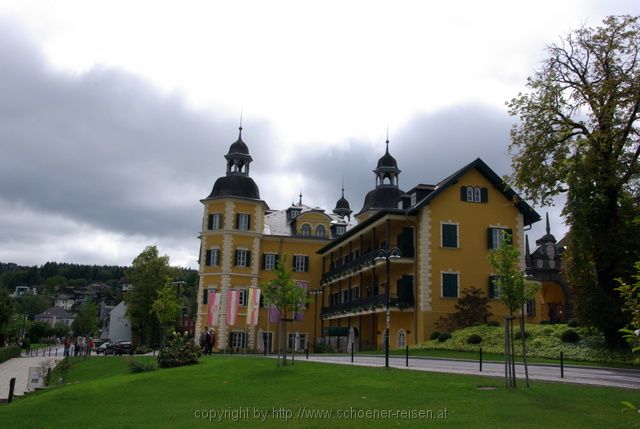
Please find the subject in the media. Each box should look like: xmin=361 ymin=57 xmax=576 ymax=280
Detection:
xmin=1 ymin=356 xmax=639 ymax=428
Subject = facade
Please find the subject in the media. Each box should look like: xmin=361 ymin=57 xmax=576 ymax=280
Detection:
xmin=105 ymin=301 xmax=132 ymax=341
xmin=35 ymin=307 xmax=75 ymax=327
xmin=196 ymin=129 xmax=546 ymax=351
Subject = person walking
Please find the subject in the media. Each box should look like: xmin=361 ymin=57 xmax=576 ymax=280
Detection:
xmin=210 ymin=328 xmax=216 ymax=354
xmin=63 ymin=335 xmax=71 ymax=357
xmin=205 ymin=329 xmax=213 ymax=355
xmin=199 ymin=326 xmax=208 ymax=352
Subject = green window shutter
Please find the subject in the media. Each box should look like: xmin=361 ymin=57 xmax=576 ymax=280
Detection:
xmin=481 ymin=187 xmax=488 ymax=203
xmin=292 ymin=256 xmax=297 ymax=271
xmin=487 ymin=228 xmax=495 ymax=249
xmin=261 ymin=254 xmax=266 ymax=270
xmin=246 ymin=251 xmax=251 ymax=267
xmin=247 ymin=214 xmax=251 ymax=231
xmin=304 ymin=256 xmax=309 ymax=272
xmin=274 ymin=254 xmax=280 ymax=267
xmin=460 ymin=186 xmax=467 ymax=201
xmin=235 ymin=214 xmax=240 ymax=229
xmin=205 ymin=250 xmax=212 ymax=266
xmin=234 ymin=250 xmax=240 ymax=266
xmin=207 ymin=214 xmax=214 ymax=230
xmin=214 ymin=250 xmax=219 ymax=266
xmin=203 ymin=289 xmax=209 ymax=304
xmin=488 ymin=276 xmax=495 ymax=298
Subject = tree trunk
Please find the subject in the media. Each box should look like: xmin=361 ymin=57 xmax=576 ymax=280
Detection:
xmin=520 ymin=305 xmax=530 ymax=387
xmin=509 ymin=315 xmax=517 ymax=388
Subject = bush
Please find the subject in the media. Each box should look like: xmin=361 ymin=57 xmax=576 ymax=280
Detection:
xmin=542 ymin=327 xmax=554 ymax=336
xmin=486 ymin=320 xmax=500 ymax=327
xmin=540 ymin=320 xmax=550 ymax=325
xmin=135 ymin=346 xmax=153 ymax=355
xmin=514 ymin=330 xmax=531 ymax=339
xmin=128 ymin=358 xmax=158 ymax=373
xmin=429 ymin=331 xmax=441 ymax=341
xmin=466 ymin=334 xmax=482 ymax=344
xmin=437 ymin=332 xmax=452 ymax=342
xmin=314 ymin=343 xmax=336 ymax=353
xmin=560 ymin=329 xmax=581 ymax=343
xmin=157 ymin=332 xmax=201 ymax=368
xmin=0 ymin=346 xmax=21 ymax=364
xmin=567 ymin=319 xmax=579 ymax=328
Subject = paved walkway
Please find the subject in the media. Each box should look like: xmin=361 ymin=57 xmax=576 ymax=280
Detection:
xmin=280 ymin=354 xmax=640 ymax=390
xmin=0 ymin=348 xmax=63 ymax=400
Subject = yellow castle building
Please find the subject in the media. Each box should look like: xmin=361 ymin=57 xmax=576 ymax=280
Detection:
xmin=195 ymin=127 xmax=549 ymax=352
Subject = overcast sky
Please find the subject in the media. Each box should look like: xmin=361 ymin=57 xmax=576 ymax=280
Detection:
xmin=0 ymin=1 xmax=638 ymax=269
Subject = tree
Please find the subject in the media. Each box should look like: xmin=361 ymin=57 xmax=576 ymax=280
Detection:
xmin=617 ymin=261 xmax=640 ymax=414
xmin=489 ymin=232 xmax=540 ymax=388
xmin=436 ymin=286 xmax=491 ymax=332
xmin=507 ymin=16 xmax=640 ymax=347
xmin=125 ymin=246 xmax=177 ymax=346
xmin=152 ymin=282 xmax=181 ymax=347
xmin=72 ymin=300 xmax=98 ymax=336
xmin=0 ymin=287 xmax=14 ymax=346
xmin=261 ymin=255 xmax=308 ymax=367
xmin=14 ymin=294 xmax=50 ymax=319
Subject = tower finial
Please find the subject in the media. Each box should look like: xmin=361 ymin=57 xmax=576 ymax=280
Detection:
xmin=239 ymin=108 xmax=243 ymax=137
xmin=341 ymin=176 xmax=345 ymax=197
xmin=299 ymin=190 xmax=302 ymax=206
xmin=385 ymin=126 xmax=389 ymax=153
xmin=545 ymin=212 xmax=550 ymax=234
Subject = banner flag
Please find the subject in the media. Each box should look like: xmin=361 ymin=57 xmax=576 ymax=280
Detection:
xmin=226 ymin=288 xmax=239 ymax=326
xmin=246 ymin=287 xmax=261 ymax=326
xmin=268 ymin=305 xmax=281 ymax=323
xmin=294 ymin=281 xmax=309 ymax=321
xmin=207 ymin=290 xmax=221 ymax=326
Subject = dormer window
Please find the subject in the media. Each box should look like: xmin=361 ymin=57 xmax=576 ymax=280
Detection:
xmin=461 ymin=186 xmax=488 ymax=203
xmin=335 ymin=225 xmax=346 ymax=236
xmin=316 ymin=224 xmax=326 ymax=238
xmin=288 ymin=209 xmax=301 ymax=220
xmin=410 ymin=193 xmax=417 ymax=206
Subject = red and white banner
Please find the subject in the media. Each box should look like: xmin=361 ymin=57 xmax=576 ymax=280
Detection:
xmin=207 ymin=290 xmax=221 ymax=326
xmin=226 ymin=288 xmax=240 ymax=326
xmin=246 ymin=287 xmax=261 ymax=326
xmin=294 ymin=281 xmax=309 ymax=321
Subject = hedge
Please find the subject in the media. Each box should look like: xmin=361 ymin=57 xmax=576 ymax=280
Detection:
xmin=0 ymin=346 xmax=21 ymax=364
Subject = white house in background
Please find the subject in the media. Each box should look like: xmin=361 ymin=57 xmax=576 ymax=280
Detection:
xmin=35 ymin=307 xmax=75 ymax=327
xmin=105 ymin=301 xmax=132 ymax=341
xmin=12 ymin=286 xmax=37 ymax=297
xmin=53 ymin=293 xmax=75 ymax=311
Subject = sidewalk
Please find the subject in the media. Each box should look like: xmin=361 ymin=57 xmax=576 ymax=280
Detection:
xmin=0 ymin=348 xmax=63 ymax=401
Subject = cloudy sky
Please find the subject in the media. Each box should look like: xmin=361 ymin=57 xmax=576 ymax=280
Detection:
xmin=0 ymin=1 xmax=638 ymax=269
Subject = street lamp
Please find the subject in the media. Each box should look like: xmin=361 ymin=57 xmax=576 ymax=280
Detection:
xmin=374 ymin=246 xmax=401 ymax=368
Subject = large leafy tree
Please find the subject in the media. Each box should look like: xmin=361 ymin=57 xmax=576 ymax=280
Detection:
xmin=71 ymin=300 xmax=98 ymax=336
xmin=262 ymin=255 xmax=308 ymax=366
xmin=508 ymin=15 xmax=640 ymax=346
xmin=152 ymin=282 xmax=181 ymax=347
xmin=0 ymin=287 xmax=14 ymax=346
xmin=125 ymin=246 xmax=177 ymax=346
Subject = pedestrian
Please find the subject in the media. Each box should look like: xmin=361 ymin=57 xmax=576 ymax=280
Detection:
xmin=210 ymin=328 xmax=216 ymax=354
xmin=205 ymin=329 xmax=212 ymax=355
xmin=63 ymin=335 xmax=71 ymax=357
xmin=73 ymin=337 xmax=79 ymax=356
xmin=88 ymin=338 xmax=94 ymax=356
xmin=199 ymin=326 xmax=208 ymax=352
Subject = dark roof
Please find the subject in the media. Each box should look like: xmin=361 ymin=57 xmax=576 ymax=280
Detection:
xmin=334 ymin=191 xmax=351 ymax=210
xmin=376 ymin=143 xmax=399 ymax=170
xmin=207 ymin=175 xmax=261 ymax=200
xmin=357 ymin=186 xmax=405 ymax=215
xmin=408 ymin=157 xmax=540 ymax=226
xmin=264 ymin=204 xmax=351 ymax=237
xmin=36 ymin=307 xmax=75 ymax=319
xmin=226 ymin=128 xmax=250 ymax=156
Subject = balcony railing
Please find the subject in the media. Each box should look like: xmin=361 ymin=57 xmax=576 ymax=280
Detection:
xmin=320 ymin=291 xmax=414 ymax=319
xmin=321 ymin=246 xmax=414 ymax=285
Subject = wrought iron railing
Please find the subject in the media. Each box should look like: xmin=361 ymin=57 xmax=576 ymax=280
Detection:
xmin=320 ymin=292 xmax=414 ymax=318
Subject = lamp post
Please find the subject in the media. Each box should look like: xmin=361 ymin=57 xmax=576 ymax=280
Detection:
xmin=374 ymin=246 xmax=401 ymax=368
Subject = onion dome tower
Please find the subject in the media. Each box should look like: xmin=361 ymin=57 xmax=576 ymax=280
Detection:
xmin=357 ymin=138 xmax=404 ymax=218
xmin=207 ymin=127 xmax=261 ymax=200
xmin=333 ymin=187 xmax=352 ymax=220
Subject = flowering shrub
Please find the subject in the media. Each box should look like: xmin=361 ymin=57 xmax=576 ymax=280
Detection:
xmin=157 ymin=332 xmax=201 ymax=368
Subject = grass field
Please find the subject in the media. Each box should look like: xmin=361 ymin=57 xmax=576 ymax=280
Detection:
xmin=1 ymin=356 xmax=639 ymax=428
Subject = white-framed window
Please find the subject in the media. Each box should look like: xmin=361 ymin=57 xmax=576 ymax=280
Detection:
xmin=441 ymin=222 xmax=459 ymax=248
xmin=261 ymin=331 xmax=274 ymax=352
xmin=237 ymin=213 xmax=250 ymax=231
xmin=264 ymin=253 xmax=276 ymax=270
xmin=235 ymin=249 xmax=250 ymax=267
xmin=335 ymin=225 xmax=346 ymax=235
xmin=238 ymin=288 xmax=248 ymax=306
xmin=208 ymin=213 xmax=222 ymax=230
xmin=316 ymin=224 xmax=326 ymax=238
xmin=473 ymin=187 xmax=481 ymax=203
xmin=489 ymin=275 xmax=501 ymax=299
xmin=441 ymin=272 xmax=459 ymax=298
xmin=293 ymin=255 xmax=308 ymax=272
xmin=488 ymin=227 xmax=512 ymax=249
xmin=209 ymin=248 xmax=220 ymax=266
xmin=466 ymin=187 xmax=474 ymax=202
xmin=410 ymin=193 xmax=417 ymax=206
xmin=300 ymin=224 xmax=311 ymax=237
xmin=231 ymin=331 xmax=246 ymax=349
xmin=397 ymin=329 xmax=407 ymax=348
xmin=289 ymin=209 xmax=300 ymax=219
xmin=350 ymin=287 xmax=360 ymax=301
xmin=287 ymin=332 xmax=308 ymax=351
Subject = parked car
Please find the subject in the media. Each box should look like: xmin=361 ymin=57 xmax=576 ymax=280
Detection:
xmin=113 ymin=341 xmax=135 ymax=355
xmin=95 ymin=341 xmax=112 ymax=355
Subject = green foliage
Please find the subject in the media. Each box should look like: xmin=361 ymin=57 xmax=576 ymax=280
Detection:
xmin=128 ymin=358 xmax=158 ymax=373
xmin=567 ymin=319 xmax=579 ymax=328
xmin=152 ymin=282 xmax=181 ymax=329
xmin=0 ymin=346 xmax=21 ymax=364
xmin=437 ymin=332 xmax=452 ymax=342
xmin=507 ymin=15 xmax=640 ymax=347
xmin=0 ymin=287 xmax=14 ymax=345
xmin=51 ymin=323 xmax=70 ymax=338
xmin=14 ymin=294 xmax=50 ymax=319
xmin=486 ymin=320 xmax=500 ymax=327
xmin=28 ymin=321 xmax=52 ymax=342
xmin=466 ymin=334 xmax=483 ymax=344
xmin=125 ymin=246 xmax=178 ymax=346
xmin=560 ymin=329 xmax=581 ymax=343
xmin=157 ymin=332 xmax=201 ymax=368
xmin=71 ymin=300 xmax=98 ymax=336
xmin=429 ymin=331 xmax=441 ymax=340
xmin=515 ymin=330 xmax=531 ymax=339
xmin=313 ymin=343 xmax=336 ymax=353
xmin=617 ymin=262 xmax=640 ymax=359
xmin=435 ymin=286 xmax=491 ymax=331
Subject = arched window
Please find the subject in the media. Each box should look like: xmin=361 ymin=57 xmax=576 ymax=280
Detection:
xmin=300 ymin=224 xmax=311 ymax=237
xmin=397 ymin=329 xmax=406 ymax=349
xmin=466 ymin=187 xmax=474 ymax=202
xmin=316 ymin=224 xmax=326 ymax=238
xmin=474 ymin=187 xmax=481 ymax=202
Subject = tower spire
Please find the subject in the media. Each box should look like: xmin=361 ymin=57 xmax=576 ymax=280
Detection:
xmin=238 ymin=108 xmax=243 ymax=138
xmin=385 ymin=126 xmax=389 ymax=153
xmin=546 ymin=212 xmax=550 ymax=235
xmin=298 ymin=190 xmax=302 ymax=206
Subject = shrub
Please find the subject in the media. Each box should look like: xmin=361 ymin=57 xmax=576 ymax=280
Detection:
xmin=429 ymin=331 xmax=441 ymax=341
xmin=135 ymin=346 xmax=153 ymax=355
xmin=486 ymin=320 xmax=500 ymax=327
xmin=514 ymin=330 xmax=531 ymax=339
xmin=567 ymin=319 xmax=579 ymax=328
xmin=542 ymin=327 xmax=554 ymax=336
xmin=157 ymin=332 xmax=201 ymax=368
xmin=0 ymin=346 xmax=21 ymax=364
xmin=128 ymin=358 xmax=158 ymax=373
xmin=437 ymin=332 xmax=452 ymax=342
xmin=466 ymin=334 xmax=482 ymax=344
xmin=314 ymin=343 xmax=336 ymax=353
xmin=560 ymin=329 xmax=580 ymax=343
xmin=540 ymin=320 xmax=550 ymax=325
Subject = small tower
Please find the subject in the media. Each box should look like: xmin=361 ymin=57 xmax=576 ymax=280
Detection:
xmin=333 ymin=187 xmax=352 ymax=220
xmin=374 ymin=139 xmax=401 ymax=187
xmin=224 ymin=126 xmax=253 ymax=176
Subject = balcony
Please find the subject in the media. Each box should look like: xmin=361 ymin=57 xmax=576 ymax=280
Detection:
xmin=321 ymin=245 xmax=414 ymax=286
xmin=320 ymin=290 xmax=414 ymax=320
